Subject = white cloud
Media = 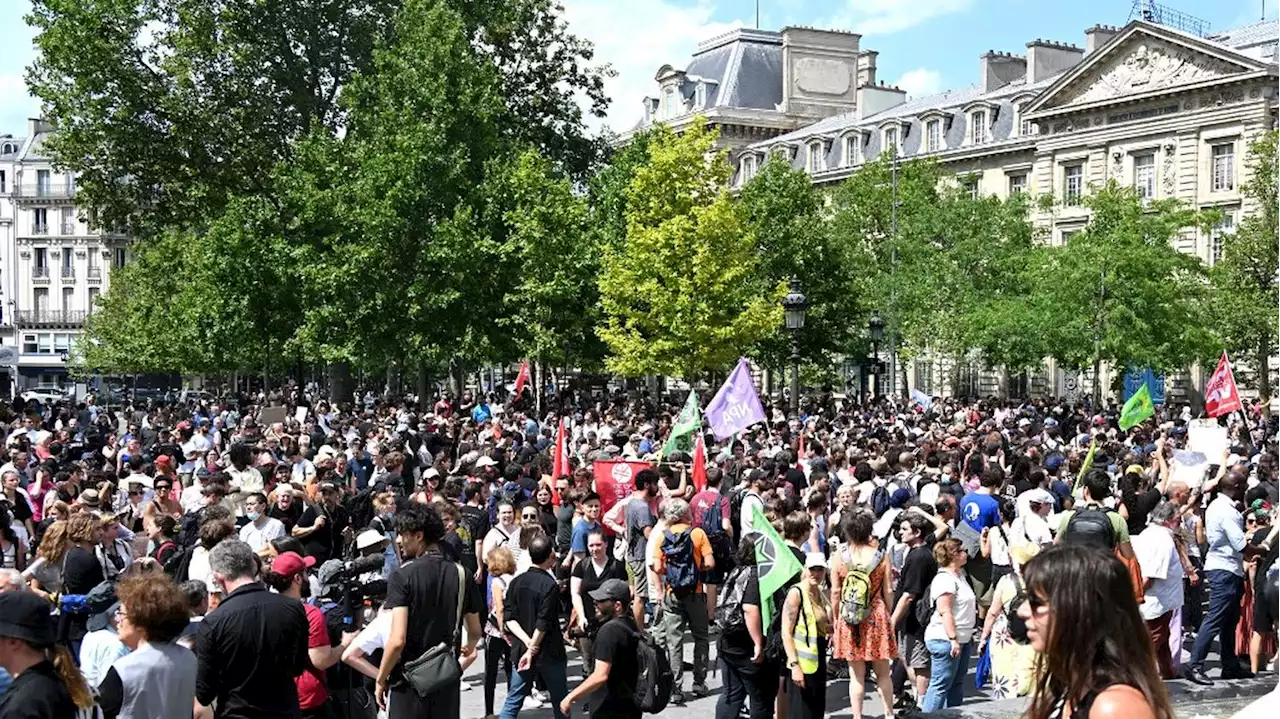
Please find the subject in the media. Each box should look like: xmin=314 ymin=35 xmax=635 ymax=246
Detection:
xmin=827 ymin=0 xmax=972 ymax=35
xmin=894 ymin=67 xmax=942 ymax=98
xmin=561 ymin=0 xmax=745 ymax=134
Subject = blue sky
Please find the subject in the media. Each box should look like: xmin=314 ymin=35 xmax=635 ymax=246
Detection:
xmin=0 ymin=0 xmax=1275 ymax=137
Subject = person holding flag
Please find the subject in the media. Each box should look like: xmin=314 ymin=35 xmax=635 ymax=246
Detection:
xmin=1120 ymin=383 xmax=1156 ymax=431
xmin=663 ymin=390 xmax=702 ymax=457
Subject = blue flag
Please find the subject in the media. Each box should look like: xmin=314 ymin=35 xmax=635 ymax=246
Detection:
xmin=706 ymin=358 xmax=767 ymax=440
xmin=910 ymin=388 xmax=933 ymax=410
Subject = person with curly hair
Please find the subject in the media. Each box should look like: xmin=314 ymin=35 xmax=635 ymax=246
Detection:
xmin=96 ymin=575 xmax=198 ymax=718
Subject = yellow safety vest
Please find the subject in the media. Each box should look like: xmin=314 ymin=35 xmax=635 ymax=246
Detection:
xmin=791 ymin=587 xmax=820 ymax=674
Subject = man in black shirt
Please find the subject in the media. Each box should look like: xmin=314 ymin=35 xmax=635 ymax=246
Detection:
xmin=561 ymin=579 xmax=641 ymax=719
xmin=459 ymin=483 xmax=490 ymax=583
xmin=888 ymin=512 xmax=939 ymax=706
xmin=501 ymin=535 xmax=569 ymax=718
xmin=0 ymin=591 xmax=77 ymax=719
xmin=376 ymin=503 xmax=483 ymax=719
xmin=194 ymin=539 xmax=310 ymax=719
xmin=715 ymin=555 xmax=777 ymax=719
xmin=295 ymin=482 xmax=350 ymax=563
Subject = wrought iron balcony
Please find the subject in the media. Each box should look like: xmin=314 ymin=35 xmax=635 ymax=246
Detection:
xmin=16 ymin=310 xmax=87 ymax=327
xmin=60 ymin=266 xmax=75 ymax=281
xmin=12 ymin=182 xmax=75 ymax=199
xmin=32 ymin=224 xmax=48 ymax=235
xmin=87 ymin=266 xmax=102 ymax=282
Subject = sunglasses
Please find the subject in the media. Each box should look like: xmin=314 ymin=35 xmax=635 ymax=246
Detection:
xmin=155 ymin=485 xmax=171 ymax=492
xmin=1027 ymin=595 xmax=1049 ymax=612
xmin=522 ymin=513 xmax=538 ymax=521
xmin=128 ymin=490 xmax=143 ymax=497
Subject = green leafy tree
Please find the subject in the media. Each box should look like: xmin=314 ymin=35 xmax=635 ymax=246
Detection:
xmin=738 ymin=157 xmax=868 ymax=368
xmin=1032 ymin=181 xmax=1217 ymax=382
xmin=1208 ymin=130 xmax=1278 ymax=402
xmin=598 ymin=119 xmax=782 ymax=379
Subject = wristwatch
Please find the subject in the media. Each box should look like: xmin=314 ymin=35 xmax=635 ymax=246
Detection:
xmin=787 ymin=659 xmax=800 ymax=668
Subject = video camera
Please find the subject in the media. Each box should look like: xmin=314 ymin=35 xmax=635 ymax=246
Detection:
xmin=316 ymin=554 xmax=386 ymax=630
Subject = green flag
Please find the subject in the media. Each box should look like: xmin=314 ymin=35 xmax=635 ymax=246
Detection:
xmin=1073 ymin=437 xmax=1097 ymax=494
xmin=750 ymin=504 xmax=803 ymax=630
xmin=661 ymin=390 xmax=701 ymax=457
xmin=1119 ymin=383 xmax=1155 ymax=430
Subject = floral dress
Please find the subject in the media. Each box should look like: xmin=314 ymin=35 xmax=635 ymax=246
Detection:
xmin=987 ymin=574 xmax=1037 ymax=698
xmin=830 ymin=544 xmax=898 ymax=661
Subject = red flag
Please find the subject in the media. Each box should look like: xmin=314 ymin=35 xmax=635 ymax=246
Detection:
xmin=513 ymin=360 xmax=531 ymax=399
xmin=552 ymin=417 xmax=570 ymax=479
xmin=1205 ymin=352 xmax=1243 ymax=418
xmin=691 ymin=434 xmax=707 ymax=493
xmin=592 ymin=460 xmax=650 ymax=519
xmin=796 ymin=431 xmax=806 ymax=472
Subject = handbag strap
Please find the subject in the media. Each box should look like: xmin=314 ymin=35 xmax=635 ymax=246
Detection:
xmin=449 ymin=563 xmax=466 ymax=647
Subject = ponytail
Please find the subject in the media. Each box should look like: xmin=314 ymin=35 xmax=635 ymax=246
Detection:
xmin=48 ymin=644 xmax=93 ymax=708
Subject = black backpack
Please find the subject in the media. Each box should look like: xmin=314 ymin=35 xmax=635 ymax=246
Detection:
xmin=632 ymin=628 xmax=674 ymax=713
xmin=700 ymin=498 xmax=734 ymax=574
xmin=1062 ymin=505 xmax=1118 ymax=550
xmin=713 ymin=566 xmax=751 ymax=633
xmin=728 ymin=486 xmax=749 ymax=539
xmin=1004 ymin=572 xmax=1031 ymax=643
xmin=870 ymin=485 xmax=890 ymax=517
xmin=163 ymin=544 xmax=195 ymax=582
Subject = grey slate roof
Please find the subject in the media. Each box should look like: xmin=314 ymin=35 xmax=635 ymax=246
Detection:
xmin=1209 ymin=19 xmax=1278 ymax=50
xmin=0 ymin=136 xmax=24 ymax=158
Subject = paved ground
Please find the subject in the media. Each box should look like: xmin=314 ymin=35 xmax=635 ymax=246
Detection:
xmin=455 ymin=629 xmax=1266 ymax=719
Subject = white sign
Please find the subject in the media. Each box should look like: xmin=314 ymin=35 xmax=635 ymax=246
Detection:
xmin=1171 ymin=449 xmax=1210 ymax=488
xmin=1187 ymin=418 xmax=1229 ymax=460
xmin=0 ymin=346 xmax=17 ymax=366
xmin=295 ymin=406 xmax=309 ymax=424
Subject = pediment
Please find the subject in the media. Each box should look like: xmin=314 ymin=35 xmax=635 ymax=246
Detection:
xmin=1026 ymin=22 xmax=1270 ymax=115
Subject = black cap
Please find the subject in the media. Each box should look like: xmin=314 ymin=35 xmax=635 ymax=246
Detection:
xmin=587 ymin=578 xmax=631 ymax=603
xmin=0 ymin=592 xmax=57 ymax=647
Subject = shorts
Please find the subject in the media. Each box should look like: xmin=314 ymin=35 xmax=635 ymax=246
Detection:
xmin=627 ymin=559 xmax=648 ymax=598
xmin=967 ymin=556 xmax=994 ymax=606
xmin=897 ymin=630 xmax=930 ymax=670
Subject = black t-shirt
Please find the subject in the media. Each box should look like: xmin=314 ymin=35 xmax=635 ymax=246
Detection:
xmin=459 ymin=505 xmax=489 ymax=562
xmin=268 ymin=502 xmax=303 ymax=533
xmin=441 ymin=531 xmax=463 ymax=563
xmin=6 ymin=491 xmax=32 ymax=524
xmin=0 ymin=661 xmax=76 ymax=719
xmin=1253 ymin=527 xmax=1278 ymax=587
xmin=718 ymin=566 xmax=762 ymax=657
xmin=571 ymin=557 xmax=628 ymax=625
xmin=298 ymin=503 xmax=349 ymax=563
xmin=593 ymin=616 xmax=642 ymax=717
xmin=894 ymin=544 xmax=939 ymax=635
xmin=536 ymin=504 xmax=558 ymax=541
xmin=784 ymin=467 xmax=807 ymax=494
xmin=1008 ymin=478 xmax=1035 ymax=502
xmin=1123 ymin=487 xmax=1162 ymax=537
xmin=59 ymin=545 xmax=104 ymax=641
xmin=502 ymin=569 xmax=566 ymax=661
xmin=384 ymin=555 xmax=484 ymax=674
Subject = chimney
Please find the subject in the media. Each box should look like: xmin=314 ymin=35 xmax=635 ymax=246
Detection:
xmin=857 ymin=50 xmax=878 ymax=87
xmin=1084 ymin=25 xmax=1120 ymax=54
xmin=27 ymin=118 xmax=54 ymax=137
xmin=980 ymin=51 xmax=1027 ymax=93
xmin=780 ymin=26 xmax=861 ymax=118
xmin=1025 ymin=39 xmax=1085 ymax=84
xmin=855 ymin=82 xmax=907 ymax=121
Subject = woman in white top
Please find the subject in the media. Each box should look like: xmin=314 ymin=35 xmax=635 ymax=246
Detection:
xmin=921 ymin=537 xmax=977 ymax=712
xmin=482 ymin=546 xmax=517 ymax=718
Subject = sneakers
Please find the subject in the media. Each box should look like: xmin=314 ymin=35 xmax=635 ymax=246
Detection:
xmin=691 ymin=682 xmax=710 ymax=698
xmin=1184 ymin=667 xmax=1214 ymax=686
xmin=523 ymin=694 xmax=545 ymax=710
xmin=670 ymin=689 xmax=686 ymax=705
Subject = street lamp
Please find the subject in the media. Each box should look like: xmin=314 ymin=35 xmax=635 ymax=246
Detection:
xmin=781 ymin=278 xmax=807 ymax=417
xmin=868 ymin=312 xmax=885 ymax=397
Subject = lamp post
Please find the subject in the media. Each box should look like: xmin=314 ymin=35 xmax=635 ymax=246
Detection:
xmin=781 ymin=278 xmax=807 ymax=417
xmin=868 ymin=312 xmax=885 ymax=398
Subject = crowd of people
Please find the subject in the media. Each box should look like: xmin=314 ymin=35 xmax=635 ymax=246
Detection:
xmin=0 ymin=382 xmax=1273 ymax=719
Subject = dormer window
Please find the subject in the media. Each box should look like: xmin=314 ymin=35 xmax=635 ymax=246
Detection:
xmin=663 ymin=87 xmax=677 ymax=118
xmin=694 ymin=83 xmax=707 ymax=110
xmin=806 ymin=142 xmax=825 ymax=172
xmin=925 ymin=120 xmax=942 ymax=153
xmin=740 ymin=154 xmax=758 ymax=184
xmin=843 ymin=134 xmax=863 ymax=166
xmin=969 ymin=109 xmax=989 ymax=144
xmin=883 ymin=127 xmax=899 ymax=157
xmin=1012 ymin=99 xmax=1036 ymax=137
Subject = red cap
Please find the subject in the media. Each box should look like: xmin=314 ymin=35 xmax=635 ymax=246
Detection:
xmin=272 ymin=552 xmax=316 ymax=578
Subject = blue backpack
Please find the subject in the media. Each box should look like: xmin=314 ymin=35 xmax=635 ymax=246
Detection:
xmin=661 ymin=529 xmax=698 ymax=593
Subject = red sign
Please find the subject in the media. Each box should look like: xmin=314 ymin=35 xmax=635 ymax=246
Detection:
xmin=1205 ymin=352 xmax=1242 ymax=418
xmin=593 ymin=460 xmax=650 ymax=519
xmin=691 ymin=435 xmax=707 ymax=494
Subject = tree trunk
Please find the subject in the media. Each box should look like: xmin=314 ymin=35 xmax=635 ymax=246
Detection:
xmin=416 ymin=363 xmax=428 ymax=405
xmin=1258 ymin=337 xmax=1272 ymax=418
xmin=328 ymin=362 xmax=353 ymax=405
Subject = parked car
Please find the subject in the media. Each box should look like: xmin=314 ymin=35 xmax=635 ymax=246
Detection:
xmin=20 ymin=385 xmax=69 ymax=405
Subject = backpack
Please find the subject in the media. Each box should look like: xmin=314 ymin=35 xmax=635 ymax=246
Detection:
xmin=713 ymin=566 xmax=751 ymax=633
xmin=164 ymin=544 xmax=196 ymax=582
xmin=870 ymin=484 xmax=890 ymax=517
xmin=728 ymin=486 xmax=749 ymax=538
xmin=632 ymin=628 xmax=674 ymax=713
xmin=661 ymin=529 xmax=698 ymax=593
xmin=839 ymin=546 xmax=882 ymax=626
xmin=1004 ymin=572 xmax=1030 ymax=644
xmin=699 ymin=498 xmax=734 ymax=573
xmin=1062 ymin=506 xmax=1118 ymax=550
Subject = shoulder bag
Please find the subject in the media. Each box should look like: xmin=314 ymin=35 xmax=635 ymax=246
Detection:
xmin=403 ymin=563 xmax=467 ymax=697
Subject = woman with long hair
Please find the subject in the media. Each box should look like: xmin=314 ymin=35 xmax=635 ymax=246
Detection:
xmin=1018 ymin=544 xmax=1173 ymax=719
xmin=921 ymin=537 xmax=977 ymax=711
xmin=0 ymin=591 xmax=97 ymax=718
xmin=977 ymin=543 xmax=1040 ymax=698
xmin=830 ymin=508 xmax=897 ymax=719
xmin=23 ymin=520 xmax=69 ymax=600
xmin=782 ymin=552 xmax=833 ymax=719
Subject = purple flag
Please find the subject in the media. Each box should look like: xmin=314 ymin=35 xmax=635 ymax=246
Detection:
xmin=706 ymin=358 xmax=767 ymax=441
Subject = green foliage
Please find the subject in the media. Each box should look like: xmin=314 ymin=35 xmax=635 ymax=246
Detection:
xmin=598 ymin=119 xmax=783 ymax=378
xmin=738 ymin=157 xmax=868 ymax=366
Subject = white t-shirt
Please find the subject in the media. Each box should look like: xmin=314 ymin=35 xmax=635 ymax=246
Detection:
xmin=481 ymin=524 xmax=516 ymax=563
xmin=238 ymin=517 xmax=287 ymax=553
xmin=925 ymin=570 xmax=977 ymax=643
xmin=353 ymin=611 xmax=393 ymax=655
xmin=1133 ymin=524 xmax=1184 ymax=620
xmin=739 ymin=492 xmax=764 ymax=539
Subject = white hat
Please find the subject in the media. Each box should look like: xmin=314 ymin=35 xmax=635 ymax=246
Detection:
xmin=423 ymin=468 xmax=440 ymax=479
xmin=475 ymin=456 xmax=498 ymax=468
xmin=356 ymin=529 xmax=388 ymax=550
xmin=804 ymin=552 xmax=828 ymax=570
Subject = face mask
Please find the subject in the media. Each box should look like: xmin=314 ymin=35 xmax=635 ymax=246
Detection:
xmin=247 ymin=511 xmax=261 ymax=522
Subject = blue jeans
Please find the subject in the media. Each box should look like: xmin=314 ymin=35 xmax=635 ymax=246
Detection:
xmin=499 ymin=657 xmax=569 ymax=719
xmin=1189 ymin=569 xmax=1245 ymax=673
xmin=922 ymin=639 xmax=972 ymax=712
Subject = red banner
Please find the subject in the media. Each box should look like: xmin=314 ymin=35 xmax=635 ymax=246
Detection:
xmin=593 ymin=459 xmax=650 ymax=519
xmin=691 ymin=435 xmax=707 ymax=494
xmin=1205 ymin=352 xmax=1242 ymax=418
xmin=513 ymin=360 xmax=530 ymax=399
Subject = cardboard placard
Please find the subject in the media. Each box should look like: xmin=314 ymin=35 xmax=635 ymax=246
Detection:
xmin=1187 ymin=418 xmax=1229 ymax=461
xmin=1171 ymin=449 xmax=1210 ymax=489
xmin=258 ymin=406 xmax=288 ymax=427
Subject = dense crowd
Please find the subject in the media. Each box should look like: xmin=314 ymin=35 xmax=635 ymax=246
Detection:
xmin=0 ymin=383 xmax=1274 ymax=719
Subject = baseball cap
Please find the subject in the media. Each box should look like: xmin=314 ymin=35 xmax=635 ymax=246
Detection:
xmin=889 ymin=487 xmax=912 ymax=509
xmin=356 ymin=529 xmax=388 ymax=550
xmin=0 ymin=592 xmax=57 ymax=647
xmin=475 ymin=456 xmax=498 ymax=468
xmin=1024 ymin=488 xmax=1055 ymax=507
xmin=1044 ymin=455 xmax=1064 ymax=471
xmin=318 ymin=481 xmax=340 ymax=494
xmin=588 ymin=578 xmax=631 ymax=603
xmin=804 ymin=552 xmax=828 ymax=570
xmin=273 ymin=551 xmax=317 ymax=578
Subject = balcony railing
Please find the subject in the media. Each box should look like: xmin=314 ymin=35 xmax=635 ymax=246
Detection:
xmin=32 ymin=224 xmax=48 ymax=235
xmin=31 ymin=266 xmax=49 ymax=279
xmin=87 ymin=266 xmax=102 ymax=282
xmin=16 ymin=310 xmax=87 ymax=326
xmin=60 ymin=266 xmax=75 ymax=280
xmin=60 ymin=222 xmax=75 ymax=235
xmin=12 ymin=182 xmax=75 ymax=199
